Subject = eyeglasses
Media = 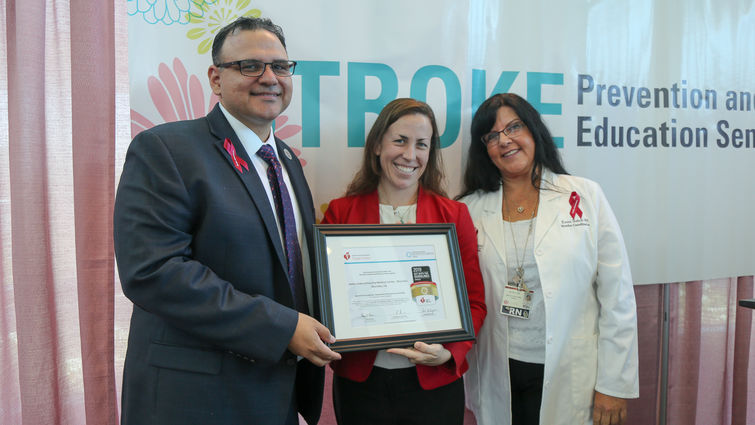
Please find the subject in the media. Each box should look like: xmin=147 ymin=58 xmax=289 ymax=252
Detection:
xmin=215 ymin=59 xmax=297 ymax=77
xmin=481 ymin=120 xmax=526 ymax=146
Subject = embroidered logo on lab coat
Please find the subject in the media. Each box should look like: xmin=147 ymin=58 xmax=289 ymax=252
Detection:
xmin=561 ymin=191 xmax=590 ymax=228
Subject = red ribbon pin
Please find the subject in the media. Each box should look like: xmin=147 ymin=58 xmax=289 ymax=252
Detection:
xmin=223 ymin=138 xmax=248 ymax=173
xmin=569 ymin=191 xmax=583 ymax=219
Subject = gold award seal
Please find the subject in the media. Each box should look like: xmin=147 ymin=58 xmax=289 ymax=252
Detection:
xmin=410 ymin=281 xmax=438 ymax=305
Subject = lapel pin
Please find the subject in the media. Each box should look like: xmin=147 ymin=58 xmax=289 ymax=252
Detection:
xmin=223 ymin=138 xmax=248 ymax=173
xmin=284 ymin=149 xmax=293 ymax=160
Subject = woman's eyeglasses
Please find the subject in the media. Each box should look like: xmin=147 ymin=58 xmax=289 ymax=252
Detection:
xmin=481 ymin=120 xmax=526 ymax=146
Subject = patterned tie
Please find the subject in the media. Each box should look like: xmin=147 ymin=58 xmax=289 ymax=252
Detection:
xmin=256 ymin=144 xmax=308 ymax=313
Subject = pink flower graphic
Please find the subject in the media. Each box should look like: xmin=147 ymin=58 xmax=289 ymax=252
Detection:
xmin=131 ymin=58 xmax=307 ymax=168
xmin=274 ymin=115 xmax=306 ymax=167
xmin=131 ymin=57 xmax=219 ymax=136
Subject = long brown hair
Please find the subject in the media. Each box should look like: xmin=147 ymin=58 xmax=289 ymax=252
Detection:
xmin=345 ymin=98 xmax=447 ymax=197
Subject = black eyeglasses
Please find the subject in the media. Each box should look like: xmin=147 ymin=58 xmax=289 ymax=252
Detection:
xmin=215 ymin=59 xmax=297 ymax=77
xmin=481 ymin=120 xmax=526 ymax=146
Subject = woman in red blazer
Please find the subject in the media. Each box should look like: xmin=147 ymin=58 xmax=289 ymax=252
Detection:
xmin=322 ymin=98 xmax=487 ymax=425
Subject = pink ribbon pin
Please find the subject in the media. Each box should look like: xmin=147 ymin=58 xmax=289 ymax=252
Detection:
xmin=223 ymin=138 xmax=248 ymax=173
xmin=569 ymin=191 xmax=583 ymax=219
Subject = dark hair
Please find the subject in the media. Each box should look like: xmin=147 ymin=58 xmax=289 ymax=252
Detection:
xmin=457 ymin=93 xmax=568 ymax=199
xmin=211 ymin=17 xmax=287 ymax=65
xmin=346 ymin=98 xmax=447 ymax=198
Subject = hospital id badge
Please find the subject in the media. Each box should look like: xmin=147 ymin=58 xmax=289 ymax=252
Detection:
xmin=500 ymin=284 xmax=533 ymax=319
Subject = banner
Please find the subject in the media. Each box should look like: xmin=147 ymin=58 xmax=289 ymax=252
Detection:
xmin=127 ymin=0 xmax=755 ymax=284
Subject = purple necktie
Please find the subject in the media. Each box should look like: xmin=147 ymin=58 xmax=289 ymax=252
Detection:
xmin=256 ymin=144 xmax=307 ymax=313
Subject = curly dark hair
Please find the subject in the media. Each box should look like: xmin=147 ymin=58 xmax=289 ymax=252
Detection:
xmin=457 ymin=93 xmax=568 ymax=199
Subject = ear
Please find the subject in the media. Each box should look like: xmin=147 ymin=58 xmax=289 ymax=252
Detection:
xmin=208 ymin=65 xmax=222 ymax=96
xmin=373 ymin=140 xmax=383 ymax=157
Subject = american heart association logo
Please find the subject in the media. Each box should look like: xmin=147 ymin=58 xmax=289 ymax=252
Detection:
xmin=344 ymin=252 xmax=350 ymax=260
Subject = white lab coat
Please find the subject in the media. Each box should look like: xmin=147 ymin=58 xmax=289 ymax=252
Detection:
xmin=461 ymin=169 xmax=639 ymax=425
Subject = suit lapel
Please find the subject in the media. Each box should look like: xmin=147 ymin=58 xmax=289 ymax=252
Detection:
xmin=206 ymin=106 xmax=288 ymax=273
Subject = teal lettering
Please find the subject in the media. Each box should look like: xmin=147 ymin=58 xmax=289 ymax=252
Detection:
xmin=527 ymin=72 xmax=563 ymax=115
xmin=411 ymin=65 xmax=462 ymax=147
xmin=347 ymin=62 xmax=398 ymax=147
xmin=296 ymin=61 xmax=340 ymax=147
xmin=471 ymin=69 xmax=519 ymax=115
xmin=528 ymin=72 xmax=563 ymax=147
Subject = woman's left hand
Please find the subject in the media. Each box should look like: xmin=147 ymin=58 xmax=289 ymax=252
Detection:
xmin=593 ymin=391 xmax=628 ymax=425
xmin=386 ymin=341 xmax=452 ymax=366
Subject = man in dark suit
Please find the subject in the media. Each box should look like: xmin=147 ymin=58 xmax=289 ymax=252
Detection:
xmin=114 ymin=17 xmax=340 ymax=425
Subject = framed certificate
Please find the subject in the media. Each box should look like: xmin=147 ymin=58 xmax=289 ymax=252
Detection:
xmin=313 ymin=223 xmax=475 ymax=352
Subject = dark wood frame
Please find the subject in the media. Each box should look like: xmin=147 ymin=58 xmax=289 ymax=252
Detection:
xmin=313 ymin=223 xmax=476 ymax=352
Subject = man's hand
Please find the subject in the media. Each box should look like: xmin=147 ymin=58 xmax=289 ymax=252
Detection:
xmin=287 ymin=313 xmax=341 ymax=367
xmin=386 ymin=341 xmax=452 ymax=367
xmin=593 ymin=391 xmax=628 ymax=425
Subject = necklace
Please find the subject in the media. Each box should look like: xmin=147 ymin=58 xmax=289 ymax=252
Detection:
xmin=378 ymin=187 xmax=417 ymax=224
xmin=503 ymin=190 xmax=538 ymax=289
xmin=392 ymin=204 xmax=416 ymax=224
xmin=516 ymin=206 xmax=525 ymax=214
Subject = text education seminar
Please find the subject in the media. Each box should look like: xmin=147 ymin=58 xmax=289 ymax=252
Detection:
xmin=577 ymin=74 xmax=755 ymax=149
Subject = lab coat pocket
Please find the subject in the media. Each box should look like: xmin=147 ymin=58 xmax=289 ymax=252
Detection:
xmin=570 ymin=334 xmax=598 ymax=423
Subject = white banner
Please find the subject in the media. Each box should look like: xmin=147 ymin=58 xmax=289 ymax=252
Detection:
xmin=127 ymin=0 xmax=755 ymax=284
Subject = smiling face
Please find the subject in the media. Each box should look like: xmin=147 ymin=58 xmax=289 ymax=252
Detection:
xmin=375 ymin=113 xmax=433 ymax=201
xmin=486 ymin=106 xmax=536 ymax=181
xmin=208 ymin=29 xmax=292 ymax=139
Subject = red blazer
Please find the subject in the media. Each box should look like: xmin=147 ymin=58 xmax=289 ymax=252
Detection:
xmin=322 ymin=188 xmax=487 ymax=390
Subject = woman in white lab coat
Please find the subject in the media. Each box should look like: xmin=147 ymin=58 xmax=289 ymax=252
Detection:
xmin=457 ymin=93 xmax=639 ymax=425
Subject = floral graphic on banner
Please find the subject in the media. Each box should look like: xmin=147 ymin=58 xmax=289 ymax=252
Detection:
xmin=128 ymin=0 xmax=217 ymax=25
xmin=274 ymin=115 xmax=305 ymax=166
xmin=131 ymin=57 xmax=306 ymax=167
xmin=186 ymin=0 xmax=262 ymax=54
xmin=130 ymin=57 xmax=219 ymax=136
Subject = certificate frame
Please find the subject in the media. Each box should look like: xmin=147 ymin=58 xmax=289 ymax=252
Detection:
xmin=313 ymin=223 xmax=475 ymax=352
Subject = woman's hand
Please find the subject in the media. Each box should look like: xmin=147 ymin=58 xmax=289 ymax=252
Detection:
xmin=593 ymin=391 xmax=627 ymax=425
xmin=386 ymin=341 xmax=452 ymax=366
